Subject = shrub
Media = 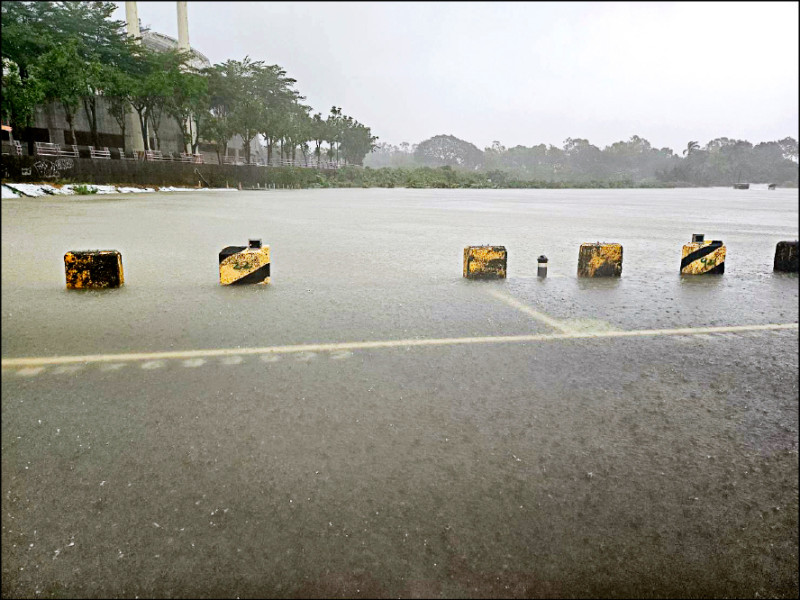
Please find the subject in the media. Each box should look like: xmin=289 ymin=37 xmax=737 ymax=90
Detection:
xmin=72 ymin=184 xmax=97 ymax=195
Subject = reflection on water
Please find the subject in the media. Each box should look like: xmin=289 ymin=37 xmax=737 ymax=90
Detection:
xmin=1 ymin=187 xmax=798 ymax=598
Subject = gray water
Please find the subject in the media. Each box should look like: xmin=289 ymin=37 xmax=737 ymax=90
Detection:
xmin=2 ymin=187 xmax=798 ymax=355
xmin=2 ymin=187 xmax=798 ymax=598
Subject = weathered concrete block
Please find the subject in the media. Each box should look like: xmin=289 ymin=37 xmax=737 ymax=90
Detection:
xmin=463 ymin=246 xmax=507 ymax=279
xmin=577 ymin=243 xmax=622 ymax=277
xmin=64 ymin=250 xmax=124 ymax=289
xmin=681 ymin=238 xmax=725 ymax=275
xmin=774 ymin=241 xmax=798 ymax=272
xmin=219 ymin=239 xmax=270 ymax=285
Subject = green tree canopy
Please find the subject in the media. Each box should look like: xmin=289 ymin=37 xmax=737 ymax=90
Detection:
xmin=414 ymin=134 xmax=484 ymax=169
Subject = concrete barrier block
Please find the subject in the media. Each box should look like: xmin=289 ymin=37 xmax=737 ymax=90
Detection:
xmin=774 ymin=241 xmax=798 ymax=272
xmin=463 ymin=246 xmax=507 ymax=279
xmin=681 ymin=237 xmax=725 ymax=275
xmin=64 ymin=250 xmax=124 ymax=289
xmin=219 ymin=239 xmax=270 ymax=285
xmin=577 ymin=243 xmax=622 ymax=277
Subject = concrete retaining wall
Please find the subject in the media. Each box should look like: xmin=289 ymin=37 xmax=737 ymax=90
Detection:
xmin=1 ymin=156 xmax=331 ymax=189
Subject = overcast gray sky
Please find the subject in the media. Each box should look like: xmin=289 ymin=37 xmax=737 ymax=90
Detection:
xmin=113 ymin=1 xmax=799 ymax=153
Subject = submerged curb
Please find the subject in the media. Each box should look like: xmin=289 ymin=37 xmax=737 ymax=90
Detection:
xmin=1 ymin=183 xmax=240 ymax=198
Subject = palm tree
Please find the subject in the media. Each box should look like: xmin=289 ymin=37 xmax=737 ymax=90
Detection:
xmin=683 ymin=141 xmax=700 ymax=156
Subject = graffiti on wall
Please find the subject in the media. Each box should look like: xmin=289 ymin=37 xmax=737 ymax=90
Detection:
xmin=33 ymin=158 xmax=74 ymax=179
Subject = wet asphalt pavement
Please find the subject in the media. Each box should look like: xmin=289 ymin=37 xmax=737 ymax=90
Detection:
xmin=2 ymin=187 xmax=798 ymax=598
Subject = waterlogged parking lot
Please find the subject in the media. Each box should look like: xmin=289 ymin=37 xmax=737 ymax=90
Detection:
xmin=2 ymin=187 xmax=798 ymax=597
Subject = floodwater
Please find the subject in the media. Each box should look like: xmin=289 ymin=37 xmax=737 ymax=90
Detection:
xmin=2 ymin=187 xmax=798 ymax=598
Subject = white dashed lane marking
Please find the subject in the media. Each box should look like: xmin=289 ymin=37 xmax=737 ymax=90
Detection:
xmin=52 ymin=365 xmax=84 ymax=375
xmin=694 ymin=334 xmax=719 ymax=341
xmin=15 ymin=367 xmax=47 ymax=377
xmin=3 ymin=322 xmax=796 ymax=378
xmin=99 ymin=363 xmax=127 ymax=371
xmin=182 ymin=358 xmax=206 ymax=368
xmin=219 ymin=356 xmax=243 ymax=365
xmin=140 ymin=361 xmax=165 ymax=370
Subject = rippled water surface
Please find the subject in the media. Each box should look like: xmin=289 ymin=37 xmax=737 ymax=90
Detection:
xmin=2 ymin=187 xmax=798 ymax=598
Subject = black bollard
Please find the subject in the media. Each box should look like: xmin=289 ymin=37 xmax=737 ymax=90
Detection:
xmin=537 ymin=255 xmax=548 ymax=278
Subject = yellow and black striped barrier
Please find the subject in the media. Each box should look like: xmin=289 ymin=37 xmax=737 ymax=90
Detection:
xmin=577 ymin=243 xmax=622 ymax=277
xmin=64 ymin=250 xmax=124 ymax=289
xmin=774 ymin=241 xmax=798 ymax=272
xmin=681 ymin=234 xmax=725 ymax=275
xmin=219 ymin=239 xmax=271 ymax=285
xmin=463 ymin=246 xmax=507 ymax=279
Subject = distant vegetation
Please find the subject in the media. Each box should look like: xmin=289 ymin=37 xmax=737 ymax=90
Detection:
xmin=1 ymin=1 xmax=377 ymax=165
xmin=316 ymin=166 xmax=673 ymax=189
xmin=2 ymin=2 xmax=796 ymax=189
xmin=367 ymin=135 xmax=799 ymax=187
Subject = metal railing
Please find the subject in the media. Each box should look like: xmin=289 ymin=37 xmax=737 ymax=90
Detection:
xmin=220 ymin=155 xmax=353 ymax=169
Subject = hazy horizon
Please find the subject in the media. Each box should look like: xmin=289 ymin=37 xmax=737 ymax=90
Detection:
xmin=113 ymin=1 xmax=799 ymax=153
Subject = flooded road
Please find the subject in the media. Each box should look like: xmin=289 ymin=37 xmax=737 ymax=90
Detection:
xmin=2 ymin=187 xmax=798 ymax=597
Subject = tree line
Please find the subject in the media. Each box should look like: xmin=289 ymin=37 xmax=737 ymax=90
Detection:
xmin=1 ymin=1 xmax=378 ymax=165
xmin=368 ymin=134 xmax=798 ymax=187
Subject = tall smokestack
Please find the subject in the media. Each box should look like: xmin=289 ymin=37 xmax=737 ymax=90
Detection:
xmin=177 ymin=1 xmax=189 ymax=50
xmin=124 ymin=2 xmax=144 ymax=153
xmin=125 ymin=1 xmax=141 ymax=39
xmin=177 ymin=2 xmax=192 ymax=153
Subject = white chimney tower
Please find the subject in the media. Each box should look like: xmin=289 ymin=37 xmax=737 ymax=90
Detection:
xmin=124 ymin=1 xmax=144 ymax=152
xmin=176 ymin=2 xmax=193 ymax=153
xmin=125 ymin=1 xmax=141 ymax=38
xmin=177 ymin=1 xmax=190 ymax=51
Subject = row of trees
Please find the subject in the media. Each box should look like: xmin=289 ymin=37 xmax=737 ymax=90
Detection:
xmin=367 ymin=134 xmax=798 ymax=186
xmin=1 ymin=1 xmax=378 ymax=165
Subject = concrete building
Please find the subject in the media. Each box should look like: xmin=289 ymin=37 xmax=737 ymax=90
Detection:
xmin=22 ymin=1 xmax=264 ymax=163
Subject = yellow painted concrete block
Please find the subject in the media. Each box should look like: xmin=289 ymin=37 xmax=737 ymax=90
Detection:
xmin=577 ymin=243 xmax=622 ymax=277
xmin=463 ymin=246 xmax=507 ymax=279
xmin=64 ymin=250 xmax=124 ymax=289
xmin=219 ymin=240 xmax=271 ymax=285
xmin=681 ymin=240 xmax=725 ymax=275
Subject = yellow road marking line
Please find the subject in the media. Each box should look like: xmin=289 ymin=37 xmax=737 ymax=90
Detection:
xmin=1 ymin=323 xmax=796 ymax=368
xmin=485 ymin=289 xmax=574 ymax=332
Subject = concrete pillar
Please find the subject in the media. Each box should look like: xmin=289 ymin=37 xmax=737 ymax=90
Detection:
xmin=124 ymin=2 xmax=145 ymax=153
xmin=46 ymin=104 xmax=65 ymax=145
